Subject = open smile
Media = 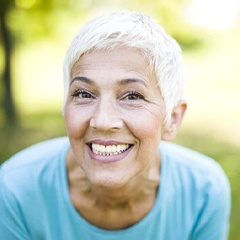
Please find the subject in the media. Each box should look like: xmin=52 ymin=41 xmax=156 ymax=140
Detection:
xmin=90 ymin=143 xmax=133 ymax=156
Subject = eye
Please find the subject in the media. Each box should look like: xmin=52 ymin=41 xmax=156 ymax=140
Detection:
xmin=72 ymin=89 xmax=95 ymax=99
xmin=123 ymin=91 xmax=144 ymax=100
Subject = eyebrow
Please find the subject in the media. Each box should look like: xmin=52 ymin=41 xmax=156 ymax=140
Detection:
xmin=70 ymin=76 xmax=93 ymax=86
xmin=70 ymin=76 xmax=149 ymax=88
xmin=118 ymin=78 xmax=149 ymax=88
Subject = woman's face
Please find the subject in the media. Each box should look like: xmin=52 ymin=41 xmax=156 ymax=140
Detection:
xmin=64 ymin=47 xmax=168 ymax=189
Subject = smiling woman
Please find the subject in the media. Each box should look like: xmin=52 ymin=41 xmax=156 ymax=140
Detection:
xmin=0 ymin=10 xmax=231 ymax=239
xmin=65 ymin=47 xmax=166 ymax=192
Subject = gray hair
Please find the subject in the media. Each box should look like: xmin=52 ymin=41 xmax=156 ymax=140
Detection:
xmin=63 ymin=10 xmax=185 ymax=125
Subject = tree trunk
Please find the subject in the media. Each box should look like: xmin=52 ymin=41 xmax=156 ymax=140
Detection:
xmin=0 ymin=10 xmax=18 ymax=124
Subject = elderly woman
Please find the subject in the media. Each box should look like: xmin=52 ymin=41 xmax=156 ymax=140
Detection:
xmin=0 ymin=11 xmax=230 ymax=239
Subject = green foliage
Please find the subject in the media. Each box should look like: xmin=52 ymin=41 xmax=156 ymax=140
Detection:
xmin=7 ymin=1 xmax=67 ymax=44
xmin=0 ymin=111 xmax=66 ymax=161
xmin=127 ymin=0 xmax=202 ymax=48
xmin=4 ymin=0 xmax=202 ymax=48
xmin=3 ymin=0 xmax=93 ymax=46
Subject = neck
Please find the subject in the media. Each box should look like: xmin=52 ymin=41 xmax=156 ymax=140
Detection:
xmin=67 ymin=149 xmax=160 ymax=229
xmin=92 ymin=169 xmax=159 ymax=209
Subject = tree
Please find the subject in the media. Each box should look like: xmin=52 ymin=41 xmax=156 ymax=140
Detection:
xmin=127 ymin=0 xmax=200 ymax=48
xmin=0 ymin=0 xmax=16 ymax=124
xmin=0 ymin=0 xmax=100 ymax=125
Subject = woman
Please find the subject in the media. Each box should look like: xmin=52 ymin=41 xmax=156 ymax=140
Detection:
xmin=0 ymin=11 xmax=230 ymax=239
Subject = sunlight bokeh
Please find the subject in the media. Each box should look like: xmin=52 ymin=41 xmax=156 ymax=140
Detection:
xmin=185 ymin=0 xmax=240 ymax=29
xmin=182 ymin=28 xmax=240 ymax=145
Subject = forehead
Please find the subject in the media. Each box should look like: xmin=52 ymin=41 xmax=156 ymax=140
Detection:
xmin=71 ymin=47 xmax=154 ymax=80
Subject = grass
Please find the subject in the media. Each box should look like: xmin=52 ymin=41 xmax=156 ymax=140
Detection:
xmin=0 ymin=112 xmax=66 ymax=161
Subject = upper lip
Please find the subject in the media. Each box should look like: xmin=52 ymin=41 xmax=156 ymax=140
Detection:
xmin=87 ymin=139 xmax=132 ymax=146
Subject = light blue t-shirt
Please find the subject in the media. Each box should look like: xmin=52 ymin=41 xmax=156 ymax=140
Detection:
xmin=0 ymin=137 xmax=231 ymax=240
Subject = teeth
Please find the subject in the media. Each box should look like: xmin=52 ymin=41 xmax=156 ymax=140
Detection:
xmin=91 ymin=143 xmax=130 ymax=156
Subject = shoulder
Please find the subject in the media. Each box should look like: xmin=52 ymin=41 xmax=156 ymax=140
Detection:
xmin=160 ymin=141 xmax=230 ymax=199
xmin=0 ymin=137 xmax=70 ymax=193
xmin=160 ymin=141 xmax=227 ymax=178
xmin=159 ymin=142 xmax=231 ymax=238
xmin=0 ymin=137 xmax=69 ymax=239
xmin=1 ymin=137 xmax=69 ymax=171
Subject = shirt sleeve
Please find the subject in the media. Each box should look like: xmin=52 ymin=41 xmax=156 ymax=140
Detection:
xmin=0 ymin=175 xmax=31 ymax=240
xmin=190 ymin=168 xmax=231 ymax=240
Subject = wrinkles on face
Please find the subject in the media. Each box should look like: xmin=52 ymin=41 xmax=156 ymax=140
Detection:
xmin=65 ymin=47 xmax=167 ymax=190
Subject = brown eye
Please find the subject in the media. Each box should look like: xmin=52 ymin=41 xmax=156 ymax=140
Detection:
xmin=124 ymin=91 xmax=144 ymax=100
xmin=72 ymin=90 xmax=94 ymax=99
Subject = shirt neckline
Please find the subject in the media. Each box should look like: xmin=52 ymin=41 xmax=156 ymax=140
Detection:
xmin=60 ymin=141 xmax=167 ymax=235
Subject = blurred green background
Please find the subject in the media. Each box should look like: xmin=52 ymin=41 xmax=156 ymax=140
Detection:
xmin=0 ymin=0 xmax=239 ymax=239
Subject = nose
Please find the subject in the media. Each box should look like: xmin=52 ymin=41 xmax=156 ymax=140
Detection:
xmin=90 ymin=98 xmax=123 ymax=131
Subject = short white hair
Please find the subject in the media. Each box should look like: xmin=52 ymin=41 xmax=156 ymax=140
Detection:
xmin=63 ymin=10 xmax=185 ymax=125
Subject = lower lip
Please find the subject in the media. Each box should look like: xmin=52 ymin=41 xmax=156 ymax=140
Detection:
xmin=87 ymin=145 xmax=133 ymax=163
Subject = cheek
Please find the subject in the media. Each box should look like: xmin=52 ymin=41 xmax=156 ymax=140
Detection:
xmin=64 ymin=106 xmax=89 ymax=137
xmin=124 ymin=107 xmax=165 ymax=141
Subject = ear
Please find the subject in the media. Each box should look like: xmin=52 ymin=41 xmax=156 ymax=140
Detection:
xmin=162 ymin=100 xmax=187 ymax=141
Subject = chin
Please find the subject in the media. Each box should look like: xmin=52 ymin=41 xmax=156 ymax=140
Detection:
xmin=89 ymin=173 xmax=130 ymax=190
